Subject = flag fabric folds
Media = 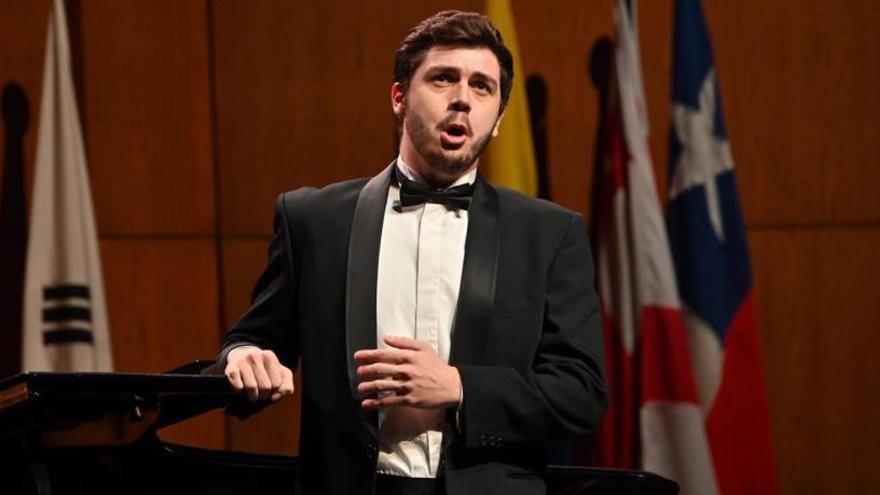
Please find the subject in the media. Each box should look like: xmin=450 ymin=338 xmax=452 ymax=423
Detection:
xmin=666 ymin=0 xmax=778 ymax=493
xmin=22 ymin=0 xmax=112 ymax=372
xmin=592 ymin=1 xmax=718 ymax=493
xmin=483 ymin=0 xmax=538 ymax=196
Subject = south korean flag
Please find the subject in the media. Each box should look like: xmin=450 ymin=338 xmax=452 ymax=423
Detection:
xmin=22 ymin=0 xmax=112 ymax=372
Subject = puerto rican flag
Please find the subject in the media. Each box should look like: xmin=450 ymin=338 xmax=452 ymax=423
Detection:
xmin=592 ymin=2 xmax=718 ymax=493
xmin=666 ymin=0 xmax=778 ymax=493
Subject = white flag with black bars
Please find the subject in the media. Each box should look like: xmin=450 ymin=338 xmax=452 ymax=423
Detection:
xmin=22 ymin=0 xmax=112 ymax=372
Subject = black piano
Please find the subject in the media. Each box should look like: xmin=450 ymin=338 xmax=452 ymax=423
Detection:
xmin=0 ymin=365 xmax=678 ymax=495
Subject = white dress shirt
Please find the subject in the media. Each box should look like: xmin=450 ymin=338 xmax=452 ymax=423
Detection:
xmin=374 ymin=157 xmax=474 ymax=477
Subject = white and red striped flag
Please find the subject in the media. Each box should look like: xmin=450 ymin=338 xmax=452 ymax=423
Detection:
xmin=591 ymin=2 xmax=717 ymax=493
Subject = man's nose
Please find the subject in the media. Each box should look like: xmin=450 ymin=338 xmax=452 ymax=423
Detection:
xmin=449 ymin=83 xmax=471 ymax=113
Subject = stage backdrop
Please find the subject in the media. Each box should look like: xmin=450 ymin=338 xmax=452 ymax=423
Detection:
xmin=0 ymin=1 xmax=877 ymax=493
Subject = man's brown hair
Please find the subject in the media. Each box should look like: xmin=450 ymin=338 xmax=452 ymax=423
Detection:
xmin=394 ymin=10 xmax=514 ymax=112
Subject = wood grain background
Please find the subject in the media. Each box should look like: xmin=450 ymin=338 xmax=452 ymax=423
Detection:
xmin=1 ymin=1 xmax=877 ymax=492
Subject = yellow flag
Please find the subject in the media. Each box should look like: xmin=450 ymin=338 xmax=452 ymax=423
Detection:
xmin=483 ymin=0 xmax=538 ymax=196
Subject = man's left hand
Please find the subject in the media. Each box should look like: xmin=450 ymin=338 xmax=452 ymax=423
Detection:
xmin=354 ymin=336 xmax=461 ymax=410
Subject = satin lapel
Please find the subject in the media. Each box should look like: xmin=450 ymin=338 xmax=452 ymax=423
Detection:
xmin=449 ymin=173 xmax=500 ymax=367
xmin=346 ymin=163 xmax=394 ymax=409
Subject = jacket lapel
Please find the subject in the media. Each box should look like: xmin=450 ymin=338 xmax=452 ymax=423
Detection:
xmin=346 ymin=162 xmax=394 ymax=406
xmin=449 ymin=173 xmax=500 ymax=366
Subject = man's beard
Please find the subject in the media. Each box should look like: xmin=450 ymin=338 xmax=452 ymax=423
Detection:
xmin=405 ymin=111 xmax=494 ymax=180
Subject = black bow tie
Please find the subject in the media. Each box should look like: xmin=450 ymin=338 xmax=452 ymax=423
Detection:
xmin=395 ymin=168 xmax=474 ymax=211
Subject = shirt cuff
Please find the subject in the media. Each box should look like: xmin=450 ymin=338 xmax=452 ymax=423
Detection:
xmin=455 ymin=384 xmax=464 ymax=433
xmin=217 ymin=343 xmax=261 ymax=373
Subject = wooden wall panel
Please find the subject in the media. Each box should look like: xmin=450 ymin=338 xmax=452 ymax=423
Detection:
xmin=750 ymin=228 xmax=880 ymax=493
xmin=705 ymin=0 xmax=880 ymax=225
xmin=0 ymin=0 xmax=50 ymax=197
xmin=222 ymin=239 xmax=299 ymax=453
xmin=101 ymin=239 xmax=220 ymax=373
xmin=101 ymin=239 xmax=223 ymax=449
xmin=78 ymin=0 xmax=214 ymax=235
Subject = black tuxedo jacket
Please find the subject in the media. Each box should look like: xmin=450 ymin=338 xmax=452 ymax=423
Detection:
xmin=220 ymin=164 xmax=607 ymax=495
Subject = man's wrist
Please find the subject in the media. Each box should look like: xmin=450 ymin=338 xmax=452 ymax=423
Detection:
xmin=447 ymin=365 xmax=463 ymax=409
xmin=218 ymin=343 xmax=261 ymax=372
xmin=228 ymin=345 xmax=260 ymax=360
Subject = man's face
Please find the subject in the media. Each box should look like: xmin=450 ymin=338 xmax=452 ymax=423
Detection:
xmin=392 ymin=46 xmax=504 ymax=185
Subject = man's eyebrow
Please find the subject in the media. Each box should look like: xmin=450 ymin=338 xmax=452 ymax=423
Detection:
xmin=424 ymin=65 xmax=462 ymax=74
xmin=469 ymin=72 xmax=499 ymax=90
xmin=424 ymin=65 xmax=499 ymax=87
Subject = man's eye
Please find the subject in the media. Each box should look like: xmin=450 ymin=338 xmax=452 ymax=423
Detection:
xmin=434 ymin=74 xmax=452 ymax=82
xmin=472 ymin=81 xmax=490 ymax=93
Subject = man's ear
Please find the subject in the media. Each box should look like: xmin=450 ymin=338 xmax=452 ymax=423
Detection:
xmin=491 ymin=108 xmax=507 ymax=137
xmin=391 ymin=82 xmax=406 ymax=117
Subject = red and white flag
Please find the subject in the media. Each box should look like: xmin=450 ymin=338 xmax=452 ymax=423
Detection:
xmin=592 ymin=2 xmax=717 ymax=493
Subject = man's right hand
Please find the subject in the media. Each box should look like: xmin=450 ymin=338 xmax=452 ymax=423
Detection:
xmin=224 ymin=346 xmax=295 ymax=402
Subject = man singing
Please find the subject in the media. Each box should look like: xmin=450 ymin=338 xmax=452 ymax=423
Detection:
xmin=218 ymin=10 xmax=607 ymax=495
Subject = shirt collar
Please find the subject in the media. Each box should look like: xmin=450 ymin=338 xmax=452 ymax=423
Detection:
xmin=396 ymin=155 xmax=477 ymax=189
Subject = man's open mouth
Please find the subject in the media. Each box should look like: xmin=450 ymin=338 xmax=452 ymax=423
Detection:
xmin=444 ymin=123 xmax=467 ymax=137
xmin=440 ymin=123 xmax=469 ymax=148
